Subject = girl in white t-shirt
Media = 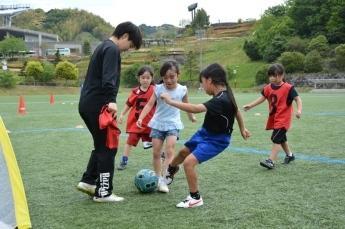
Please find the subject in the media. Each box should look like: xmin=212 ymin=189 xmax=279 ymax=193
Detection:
xmin=137 ymin=60 xmax=196 ymax=193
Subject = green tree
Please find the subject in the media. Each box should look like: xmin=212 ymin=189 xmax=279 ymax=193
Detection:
xmin=0 ymin=70 xmax=17 ymax=88
xmin=0 ymin=37 xmax=27 ymax=57
xmin=286 ymin=36 xmax=309 ymax=54
xmin=184 ymin=51 xmax=199 ymax=82
xmin=191 ymin=8 xmax=210 ymax=30
xmin=255 ymin=65 xmax=269 ymax=85
xmin=41 ymin=61 xmax=56 ymax=82
xmin=326 ymin=3 xmax=345 ymax=43
xmin=263 ymin=35 xmax=288 ymax=62
xmin=12 ymin=9 xmax=46 ymax=30
xmin=55 ymin=61 xmax=78 ymax=80
xmin=335 ymin=44 xmax=345 ymax=70
xmin=243 ymin=40 xmax=262 ymax=61
xmin=122 ymin=63 xmax=141 ymax=87
xmin=278 ymin=51 xmax=305 ymax=73
xmin=25 ymin=61 xmax=44 ymax=81
xmin=307 ymin=35 xmax=329 ymax=56
xmin=304 ymin=50 xmax=323 ymax=73
xmin=82 ymin=40 xmax=91 ymax=56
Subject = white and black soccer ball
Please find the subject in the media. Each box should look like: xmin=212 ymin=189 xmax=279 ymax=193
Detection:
xmin=134 ymin=169 xmax=158 ymax=193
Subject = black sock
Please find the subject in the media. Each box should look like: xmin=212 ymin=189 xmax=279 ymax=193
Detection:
xmin=190 ymin=191 xmax=200 ymax=200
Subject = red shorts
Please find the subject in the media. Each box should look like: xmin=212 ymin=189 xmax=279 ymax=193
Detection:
xmin=127 ymin=133 xmax=152 ymax=146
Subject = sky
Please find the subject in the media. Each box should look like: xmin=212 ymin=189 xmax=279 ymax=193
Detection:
xmin=3 ymin=0 xmax=286 ymax=27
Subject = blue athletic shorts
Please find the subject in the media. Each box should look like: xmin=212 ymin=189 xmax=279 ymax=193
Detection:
xmin=185 ymin=128 xmax=230 ymax=163
xmin=150 ymin=128 xmax=179 ymax=141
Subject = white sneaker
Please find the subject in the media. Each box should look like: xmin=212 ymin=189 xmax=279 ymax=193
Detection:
xmin=76 ymin=182 xmax=96 ymax=196
xmin=176 ymin=195 xmax=203 ymax=208
xmin=157 ymin=178 xmax=169 ymax=193
xmin=93 ymin=194 xmax=124 ymax=203
xmin=143 ymin=141 xmax=153 ymax=149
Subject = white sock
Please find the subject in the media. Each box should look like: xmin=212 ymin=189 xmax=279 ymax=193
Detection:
xmin=287 ymin=152 xmax=293 ymax=157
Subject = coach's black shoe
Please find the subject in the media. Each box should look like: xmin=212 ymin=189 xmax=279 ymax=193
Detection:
xmin=165 ymin=164 xmax=179 ymax=185
xmin=260 ymin=159 xmax=275 ymax=169
xmin=283 ymin=154 xmax=295 ymax=164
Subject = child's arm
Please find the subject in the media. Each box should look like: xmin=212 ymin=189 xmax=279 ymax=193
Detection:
xmin=137 ymin=94 xmax=156 ymax=128
xmin=294 ymin=96 xmax=302 ymax=119
xmin=161 ymin=93 xmax=206 ymax=113
xmin=182 ymin=94 xmax=197 ymax=122
xmin=118 ymin=104 xmax=131 ymax=124
xmin=235 ymin=109 xmax=251 ymax=140
xmin=243 ymin=96 xmax=266 ymax=111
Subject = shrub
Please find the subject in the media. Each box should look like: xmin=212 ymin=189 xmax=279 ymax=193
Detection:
xmin=304 ymin=50 xmax=323 ymax=73
xmin=55 ymin=60 xmax=78 ymax=80
xmin=122 ymin=63 xmax=141 ymax=87
xmin=335 ymin=44 xmax=345 ymax=70
xmin=278 ymin=51 xmax=305 ymax=73
xmin=286 ymin=36 xmax=308 ymax=54
xmin=307 ymin=35 xmax=329 ymax=56
xmin=25 ymin=61 xmax=43 ymax=81
xmin=262 ymin=35 xmax=287 ymax=62
xmin=0 ymin=70 xmax=17 ymax=88
xmin=41 ymin=61 xmax=56 ymax=82
xmin=243 ymin=40 xmax=262 ymax=61
xmin=255 ymin=64 xmax=269 ymax=85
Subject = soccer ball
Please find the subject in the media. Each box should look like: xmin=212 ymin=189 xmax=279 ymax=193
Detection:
xmin=134 ymin=169 xmax=158 ymax=193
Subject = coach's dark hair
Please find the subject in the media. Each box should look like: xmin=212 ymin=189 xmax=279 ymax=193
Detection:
xmin=137 ymin=65 xmax=155 ymax=85
xmin=199 ymin=63 xmax=238 ymax=111
xmin=113 ymin=21 xmax=142 ymax=50
xmin=267 ymin=63 xmax=286 ymax=82
xmin=160 ymin=60 xmax=180 ymax=77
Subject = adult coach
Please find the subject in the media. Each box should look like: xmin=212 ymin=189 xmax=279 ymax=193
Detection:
xmin=77 ymin=21 xmax=142 ymax=203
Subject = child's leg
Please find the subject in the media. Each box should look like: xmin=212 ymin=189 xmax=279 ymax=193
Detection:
xmin=183 ymin=154 xmax=199 ymax=193
xmin=152 ymin=138 xmax=164 ymax=176
xmin=269 ymin=144 xmax=282 ymax=161
xmin=171 ymin=147 xmax=191 ymax=166
xmin=281 ymin=141 xmax=292 ymax=155
xmin=123 ymin=144 xmax=132 ymax=157
xmin=164 ymin=135 xmax=178 ymax=171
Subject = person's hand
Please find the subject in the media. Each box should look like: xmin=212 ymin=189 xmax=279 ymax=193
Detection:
xmin=108 ymin=102 xmax=117 ymax=113
xmin=243 ymin=105 xmax=251 ymax=112
xmin=295 ymin=111 xmax=302 ymax=119
xmin=136 ymin=119 xmax=143 ymax=128
xmin=160 ymin=93 xmax=171 ymax=103
xmin=241 ymin=128 xmax=251 ymax=140
xmin=189 ymin=114 xmax=197 ymax=123
xmin=108 ymin=102 xmax=117 ymax=118
xmin=118 ymin=114 xmax=124 ymax=124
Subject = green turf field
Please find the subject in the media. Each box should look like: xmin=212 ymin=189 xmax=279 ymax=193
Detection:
xmin=1 ymin=91 xmax=345 ymax=228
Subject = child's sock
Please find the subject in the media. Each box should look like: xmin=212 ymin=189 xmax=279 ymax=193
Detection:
xmin=122 ymin=156 xmax=128 ymax=164
xmin=190 ymin=191 xmax=200 ymax=200
xmin=287 ymin=152 xmax=293 ymax=157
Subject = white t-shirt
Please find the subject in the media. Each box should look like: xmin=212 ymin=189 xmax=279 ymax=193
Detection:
xmin=148 ymin=83 xmax=187 ymax=131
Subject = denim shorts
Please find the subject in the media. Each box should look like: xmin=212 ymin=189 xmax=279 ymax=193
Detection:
xmin=150 ymin=128 xmax=179 ymax=141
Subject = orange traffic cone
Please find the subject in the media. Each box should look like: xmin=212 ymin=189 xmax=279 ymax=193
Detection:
xmin=18 ymin=95 xmax=26 ymax=115
xmin=50 ymin=94 xmax=55 ymax=105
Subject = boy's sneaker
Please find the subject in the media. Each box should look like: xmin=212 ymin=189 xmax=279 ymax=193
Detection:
xmin=283 ymin=154 xmax=295 ymax=164
xmin=117 ymin=161 xmax=127 ymax=170
xmin=165 ymin=165 xmax=179 ymax=185
xmin=260 ymin=159 xmax=275 ymax=169
xmin=93 ymin=194 xmax=124 ymax=203
xmin=157 ymin=178 xmax=169 ymax=193
xmin=76 ymin=182 xmax=96 ymax=196
xmin=143 ymin=141 xmax=153 ymax=149
xmin=176 ymin=195 xmax=203 ymax=208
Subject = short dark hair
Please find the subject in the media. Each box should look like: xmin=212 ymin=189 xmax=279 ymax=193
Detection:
xmin=160 ymin=60 xmax=180 ymax=77
xmin=267 ymin=63 xmax=285 ymax=77
xmin=112 ymin=21 xmax=142 ymax=49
